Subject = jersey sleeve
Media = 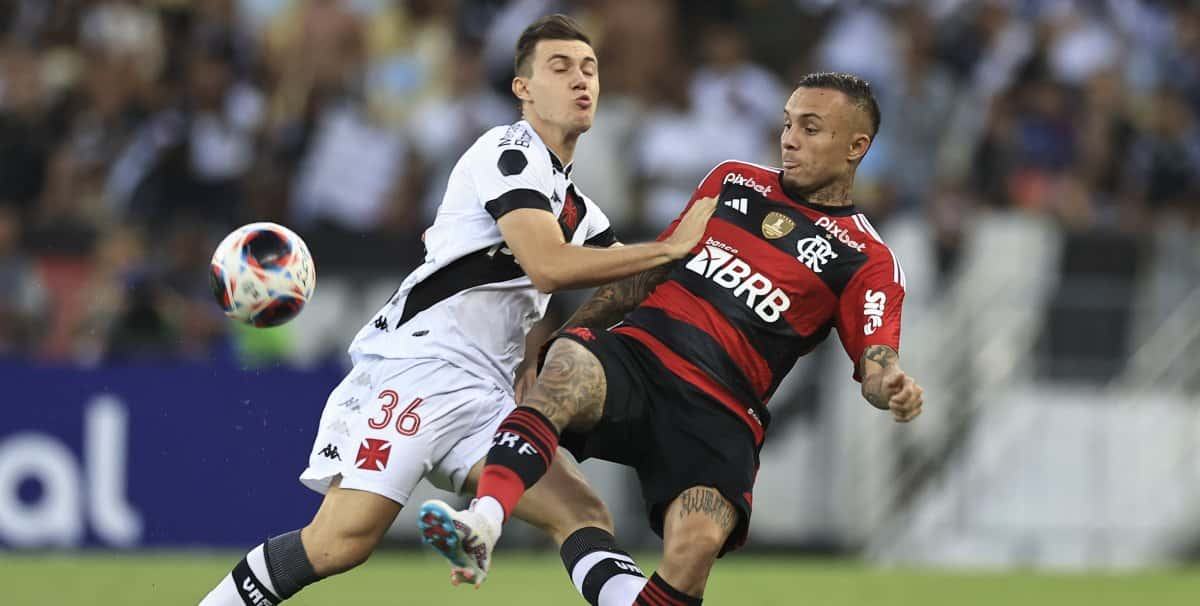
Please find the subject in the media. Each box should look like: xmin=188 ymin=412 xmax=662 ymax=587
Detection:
xmin=580 ymin=193 xmax=618 ymax=246
xmin=836 ymin=248 xmax=906 ymax=382
xmin=656 ymin=161 xmax=735 ymax=241
xmin=470 ymin=136 xmax=555 ymax=221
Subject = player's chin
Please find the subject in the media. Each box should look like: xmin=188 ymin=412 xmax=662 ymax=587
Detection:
xmin=571 ymin=112 xmax=595 ymax=133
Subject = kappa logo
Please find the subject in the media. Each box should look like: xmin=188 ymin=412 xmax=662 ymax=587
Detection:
xmin=318 ymin=443 xmax=341 ymax=460
xmin=723 ymin=172 xmax=773 ymax=196
xmin=863 ymin=289 xmax=886 ymax=335
xmin=815 ymin=216 xmax=866 ymax=252
xmin=795 ymin=236 xmax=838 ymax=273
xmin=686 ymin=245 xmax=791 ymax=322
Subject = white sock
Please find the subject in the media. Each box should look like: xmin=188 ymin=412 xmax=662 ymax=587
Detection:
xmin=472 ymin=496 xmax=506 ymax=531
xmin=199 ymin=544 xmax=281 ymax=605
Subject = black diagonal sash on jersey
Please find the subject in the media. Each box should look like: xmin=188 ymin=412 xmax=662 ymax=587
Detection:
xmin=398 ymin=245 xmax=524 ymax=325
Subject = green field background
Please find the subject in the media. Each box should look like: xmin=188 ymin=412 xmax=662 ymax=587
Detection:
xmin=1 ymin=552 xmax=1196 ymax=605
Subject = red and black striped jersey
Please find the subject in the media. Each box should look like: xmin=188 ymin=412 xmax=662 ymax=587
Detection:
xmin=615 ymin=160 xmax=906 ymax=445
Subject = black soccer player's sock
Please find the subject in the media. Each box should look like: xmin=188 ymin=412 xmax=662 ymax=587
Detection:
xmin=634 ymin=572 xmax=703 ymax=606
xmin=199 ymin=530 xmax=322 ymax=605
xmin=477 ymin=406 xmax=561 ymax=520
xmin=560 ymin=527 xmax=648 ymax=605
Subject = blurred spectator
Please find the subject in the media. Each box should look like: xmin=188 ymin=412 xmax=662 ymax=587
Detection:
xmin=0 ymin=205 xmax=47 ymax=356
xmin=408 ymin=38 xmax=516 ymax=222
xmin=0 ymin=0 xmax=1195 ymax=362
xmin=109 ymin=32 xmax=265 ymax=232
xmin=1125 ymin=87 xmax=1200 ymax=220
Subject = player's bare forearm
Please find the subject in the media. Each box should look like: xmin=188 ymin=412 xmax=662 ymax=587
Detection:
xmin=859 ymin=345 xmax=899 ymax=409
xmin=859 ymin=345 xmax=924 ymax=422
xmin=559 ymin=263 xmax=674 ymax=332
xmin=533 ymin=241 xmax=679 ymax=292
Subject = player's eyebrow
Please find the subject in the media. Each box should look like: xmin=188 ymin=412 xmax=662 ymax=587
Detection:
xmin=547 ymin=53 xmax=598 ymax=67
xmin=783 ymin=110 xmax=824 ymax=122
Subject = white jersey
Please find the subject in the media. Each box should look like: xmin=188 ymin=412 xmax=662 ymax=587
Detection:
xmin=349 ymin=120 xmax=617 ymax=392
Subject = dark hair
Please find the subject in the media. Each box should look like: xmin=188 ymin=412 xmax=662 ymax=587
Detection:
xmin=514 ymin=14 xmax=592 ymax=77
xmin=797 ymin=72 xmax=881 ymax=137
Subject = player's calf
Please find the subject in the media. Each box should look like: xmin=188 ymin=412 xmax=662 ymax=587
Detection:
xmin=636 ymin=486 xmax=739 ymax=603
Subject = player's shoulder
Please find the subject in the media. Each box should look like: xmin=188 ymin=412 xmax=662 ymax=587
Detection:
xmin=471 ymin=121 xmax=547 ymax=155
xmin=846 ymin=213 xmax=907 ymax=289
xmin=696 ymin=159 xmax=781 ymax=189
xmin=464 ymin=121 xmax=552 ymax=178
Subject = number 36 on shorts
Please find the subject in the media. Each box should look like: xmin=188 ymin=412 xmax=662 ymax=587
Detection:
xmin=368 ymin=390 xmax=424 ymax=436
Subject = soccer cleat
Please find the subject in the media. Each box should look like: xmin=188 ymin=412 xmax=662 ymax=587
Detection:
xmin=418 ymin=499 xmax=499 ymax=587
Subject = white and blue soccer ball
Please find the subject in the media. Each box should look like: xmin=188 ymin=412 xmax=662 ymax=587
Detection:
xmin=209 ymin=222 xmax=316 ymax=327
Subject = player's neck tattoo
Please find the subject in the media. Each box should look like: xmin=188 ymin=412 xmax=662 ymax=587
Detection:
xmin=805 ymin=178 xmax=854 ymax=206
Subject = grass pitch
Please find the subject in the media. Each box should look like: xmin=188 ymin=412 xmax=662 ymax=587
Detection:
xmin=1 ymin=551 xmax=1196 ymax=605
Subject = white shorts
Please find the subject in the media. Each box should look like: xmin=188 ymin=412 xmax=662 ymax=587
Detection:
xmin=299 ymin=356 xmax=514 ymax=506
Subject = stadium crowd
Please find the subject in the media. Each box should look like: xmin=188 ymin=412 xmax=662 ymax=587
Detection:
xmin=0 ymin=0 xmax=1197 ymax=364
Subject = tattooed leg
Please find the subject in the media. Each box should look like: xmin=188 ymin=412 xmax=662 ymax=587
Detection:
xmin=524 ymin=338 xmax=608 ymax=433
xmin=653 ymin=486 xmax=739 ymax=598
xmin=472 ymin=338 xmax=607 ymax=522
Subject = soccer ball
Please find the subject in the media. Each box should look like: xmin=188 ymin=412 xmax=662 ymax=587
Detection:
xmin=209 ymin=222 xmax=316 ymax=327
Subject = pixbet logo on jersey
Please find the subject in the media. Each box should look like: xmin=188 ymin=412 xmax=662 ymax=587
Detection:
xmin=864 ymin=289 xmax=886 ymax=335
xmin=723 ymin=172 xmax=773 ymax=196
xmin=815 ymin=216 xmax=866 ymax=252
xmin=686 ymin=243 xmax=791 ymax=322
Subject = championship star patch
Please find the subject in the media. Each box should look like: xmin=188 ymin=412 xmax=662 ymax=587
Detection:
xmin=762 ymin=211 xmax=795 ymax=239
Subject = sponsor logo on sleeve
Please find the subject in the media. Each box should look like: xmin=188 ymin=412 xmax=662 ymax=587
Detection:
xmin=863 ymin=289 xmax=886 ymax=335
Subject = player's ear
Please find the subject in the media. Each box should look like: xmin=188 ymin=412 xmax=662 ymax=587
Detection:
xmin=512 ymin=76 xmax=531 ymax=104
xmin=847 ymin=132 xmax=871 ymax=163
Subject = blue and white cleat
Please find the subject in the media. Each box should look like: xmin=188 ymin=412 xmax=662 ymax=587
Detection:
xmin=418 ymin=499 xmax=498 ymax=587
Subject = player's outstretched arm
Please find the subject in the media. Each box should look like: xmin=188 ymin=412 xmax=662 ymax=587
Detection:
xmin=859 ymin=345 xmax=924 ymax=423
xmin=498 ymin=196 xmax=716 ymax=293
xmin=557 ymin=262 xmax=674 ymax=333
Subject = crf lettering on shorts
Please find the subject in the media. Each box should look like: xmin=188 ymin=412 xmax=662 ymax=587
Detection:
xmin=685 ymin=245 xmax=791 ymax=323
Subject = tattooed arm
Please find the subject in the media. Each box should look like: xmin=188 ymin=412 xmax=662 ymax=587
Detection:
xmin=558 ymin=262 xmax=675 ymax=332
xmin=859 ymin=345 xmax=924 ymax=423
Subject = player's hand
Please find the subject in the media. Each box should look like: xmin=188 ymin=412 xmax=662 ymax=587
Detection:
xmin=513 ymin=363 xmax=538 ymax=403
xmin=663 ymin=196 xmax=717 ymax=259
xmin=881 ymin=369 xmax=923 ymax=423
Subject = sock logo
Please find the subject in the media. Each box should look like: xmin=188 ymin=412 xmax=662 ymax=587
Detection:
xmin=494 ymin=431 xmax=539 ymax=456
xmin=240 ymin=576 xmax=276 ymax=606
xmin=614 ymin=560 xmax=644 ymax=575
xmin=232 ymin=560 xmax=280 ymax=606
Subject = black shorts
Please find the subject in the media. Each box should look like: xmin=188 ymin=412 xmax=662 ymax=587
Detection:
xmin=556 ymin=327 xmax=760 ymax=555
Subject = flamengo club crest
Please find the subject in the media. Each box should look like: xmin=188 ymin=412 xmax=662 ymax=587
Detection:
xmin=796 ymin=236 xmax=838 ymax=273
xmin=761 ymin=211 xmax=795 ymax=239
